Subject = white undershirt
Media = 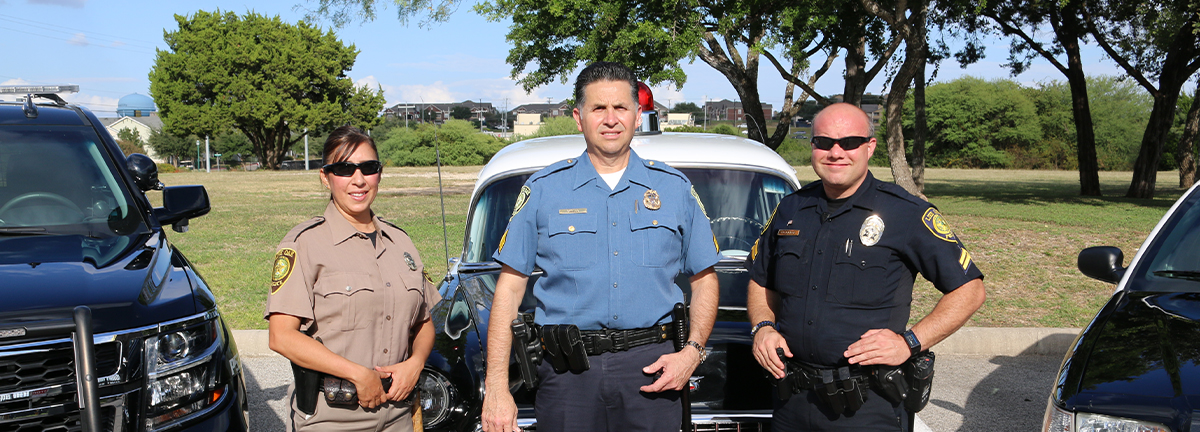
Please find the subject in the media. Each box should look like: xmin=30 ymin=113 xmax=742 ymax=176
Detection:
xmin=599 ymin=168 xmax=626 ymax=190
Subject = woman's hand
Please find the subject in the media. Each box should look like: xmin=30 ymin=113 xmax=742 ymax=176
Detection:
xmin=350 ymin=366 xmax=389 ymax=409
xmin=375 ymin=359 xmax=423 ymax=402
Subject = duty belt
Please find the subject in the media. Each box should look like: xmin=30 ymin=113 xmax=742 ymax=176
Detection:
xmin=579 ymin=323 xmax=677 ymax=355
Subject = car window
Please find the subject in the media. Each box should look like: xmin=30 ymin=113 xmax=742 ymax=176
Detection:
xmin=0 ymin=126 xmax=148 ymax=264
xmin=462 ymin=168 xmax=795 ymax=264
xmin=1130 ymin=191 xmax=1200 ymax=291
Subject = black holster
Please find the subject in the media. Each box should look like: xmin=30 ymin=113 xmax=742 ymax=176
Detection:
xmin=541 ymin=324 xmax=589 ymax=374
xmin=903 ymin=351 xmax=935 ymax=413
xmin=817 ymin=367 xmax=868 ymax=415
xmin=291 ymin=361 xmax=321 ymax=416
xmin=511 ymin=313 xmax=542 ymax=391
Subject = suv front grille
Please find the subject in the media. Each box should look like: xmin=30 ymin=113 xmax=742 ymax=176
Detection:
xmin=0 ymin=342 xmax=119 ymax=394
xmin=0 ymin=405 xmax=116 ymax=432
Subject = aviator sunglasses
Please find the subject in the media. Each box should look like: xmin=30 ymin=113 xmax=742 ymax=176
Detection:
xmin=811 ymin=136 xmax=871 ymax=151
xmin=322 ymin=160 xmax=383 ymax=177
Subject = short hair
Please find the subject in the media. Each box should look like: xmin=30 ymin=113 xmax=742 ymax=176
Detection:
xmin=812 ymin=103 xmax=872 ymax=134
xmin=573 ymin=62 xmax=639 ymax=109
xmin=322 ymin=125 xmax=377 ymax=165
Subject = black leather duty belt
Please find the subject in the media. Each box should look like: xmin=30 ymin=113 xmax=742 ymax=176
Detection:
xmin=579 ymin=323 xmax=677 ymax=355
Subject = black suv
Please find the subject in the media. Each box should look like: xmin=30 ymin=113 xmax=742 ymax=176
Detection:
xmin=0 ymin=87 xmax=248 ymax=432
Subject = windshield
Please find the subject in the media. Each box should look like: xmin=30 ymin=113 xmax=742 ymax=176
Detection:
xmin=1130 ymin=190 xmax=1200 ymax=291
xmin=462 ymin=168 xmax=795 ymax=263
xmin=0 ymin=126 xmax=148 ymax=265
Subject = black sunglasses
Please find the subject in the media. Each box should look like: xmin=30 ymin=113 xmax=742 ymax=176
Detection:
xmin=322 ymin=160 xmax=383 ymax=177
xmin=811 ymin=136 xmax=871 ymax=151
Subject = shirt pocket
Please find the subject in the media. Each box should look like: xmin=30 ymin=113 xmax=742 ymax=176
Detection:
xmin=313 ymin=272 xmax=376 ymax=331
xmin=827 ymin=245 xmax=892 ymax=308
xmin=629 ymin=210 xmax=679 ymax=267
xmin=548 ymin=213 xmax=599 ymax=270
xmin=771 ymin=237 xmax=810 ymax=298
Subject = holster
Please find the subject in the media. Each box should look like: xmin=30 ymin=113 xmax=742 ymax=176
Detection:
xmin=511 ymin=313 xmax=542 ymax=391
xmin=775 ymin=348 xmax=797 ymax=401
xmin=540 ymin=324 xmax=589 ymax=374
xmin=291 ymin=361 xmax=321 ymax=416
xmin=872 ymin=364 xmax=908 ymax=405
xmin=903 ymin=351 xmax=935 ymax=413
xmin=817 ymin=367 xmax=867 ymax=415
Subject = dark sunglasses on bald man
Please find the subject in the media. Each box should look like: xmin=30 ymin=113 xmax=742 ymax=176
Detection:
xmin=322 ymin=160 xmax=383 ymax=176
xmin=811 ymin=136 xmax=871 ymax=151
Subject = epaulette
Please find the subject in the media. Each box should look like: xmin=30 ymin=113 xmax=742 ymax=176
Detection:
xmin=283 ymin=216 xmax=325 ymax=243
xmin=875 ymin=181 xmax=926 ymax=206
xmin=642 ymin=158 xmax=688 ymax=181
xmin=528 ymin=157 xmax=578 ymax=183
xmin=376 ymin=218 xmax=408 ymax=235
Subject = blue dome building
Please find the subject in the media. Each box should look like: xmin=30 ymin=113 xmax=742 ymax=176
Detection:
xmin=116 ymin=93 xmax=156 ymax=117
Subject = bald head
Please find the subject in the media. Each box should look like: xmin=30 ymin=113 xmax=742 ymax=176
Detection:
xmin=812 ymin=103 xmax=872 ymax=137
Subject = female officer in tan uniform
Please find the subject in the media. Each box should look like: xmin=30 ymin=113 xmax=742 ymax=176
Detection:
xmin=266 ymin=125 xmax=440 ymax=431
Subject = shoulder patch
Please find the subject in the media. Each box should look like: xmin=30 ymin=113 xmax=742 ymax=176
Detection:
xmin=511 ymin=186 xmax=532 ymax=218
xmin=691 ymin=186 xmax=708 ymax=219
xmin=284 ymin=216 xmax=325 ymax=243
xmin=922 ymin=208 xmax=958 ymax=243
xmin=270 ymin=248 xmax=297 ymax=295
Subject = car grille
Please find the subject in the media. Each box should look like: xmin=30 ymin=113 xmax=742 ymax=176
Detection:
xmin=0 ymin=342 xmax=119 ymax=393
xmin=0 ymin=405 xmax=116 ymax=432
xmin=0 ymin=341 xmax=122 ymax=430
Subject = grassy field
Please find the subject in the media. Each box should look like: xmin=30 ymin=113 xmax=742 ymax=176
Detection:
xmin=156 ymin=166 xmax=1186 ymax=330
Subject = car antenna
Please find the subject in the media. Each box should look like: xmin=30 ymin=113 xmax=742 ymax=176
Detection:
xmin=433 ymin=122 xmax=451 ymax=268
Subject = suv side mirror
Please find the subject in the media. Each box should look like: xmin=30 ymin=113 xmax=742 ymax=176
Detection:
xmin=1078 ymin=246 xmax=1125 ymax=284
xmin=153 ymin=185 xmax=211 ymax=233
xmin=127 ymin=154 xmax=164 ymax=191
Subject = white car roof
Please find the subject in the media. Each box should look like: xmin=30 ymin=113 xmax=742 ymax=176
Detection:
xmin=473 ymin=132 xmax=802 ymax=197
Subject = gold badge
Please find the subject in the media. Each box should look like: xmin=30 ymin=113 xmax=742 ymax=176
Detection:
xmin=778 ymin=229 xmax=800 ymax=236
xmin=404 ymin=252 xmax=417 ymax=270
xmin=270 ymin=248 xmax=297 ymax=295
xmin=859 ymin=215 xmax=885 ymax=247
xmin=643 ymin=189 xmax=661 ymax=210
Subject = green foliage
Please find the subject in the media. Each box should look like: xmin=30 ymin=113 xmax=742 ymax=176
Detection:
xmin=377 ymin=120 xmax=506 ymax=166
xmin=710 ymin=124 xmax=741 ymax=136
xmin=157 ymin=163 xmax=183 ymax=173
xmin=117 ymin=128 xmax=142 ymax=144
xmin=213 ymin=130 xmax=254 ymax=160
xmin=1086 ymin=76 xmax=1153 ymax=170
xmin=116 ymin=138 xmax=146 ymax=156
xmin=668 ymin=125 xmax=706 ymax=133
xmin=775 ymin=136 xmax=812 ymax=166
xmin=147 ymin=129 xmax=196 ymax=165
xmin=1021 ymin=81 xmax=1079 ymax=170
xmin=671 ymin=102 xmax=703 ymax=115
xmin=149 ymin=10 xmax=385 ymax=169
xmin=907 ymin=76 xmax=1040 ymax=168
xmin=450 ymin=106 xmax=473 ymax=120
xmin=518 ymin=116 xmax=582 ymax=140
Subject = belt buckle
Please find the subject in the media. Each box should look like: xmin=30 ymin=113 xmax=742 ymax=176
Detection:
xmin=593 ymin=332 xmax=615 ymax=353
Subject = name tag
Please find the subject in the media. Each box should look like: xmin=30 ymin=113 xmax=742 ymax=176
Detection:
xmin=777 ymin=229 xmax=800 ymax=236
xmin=559 ymin=208 xmax=587 ymax=214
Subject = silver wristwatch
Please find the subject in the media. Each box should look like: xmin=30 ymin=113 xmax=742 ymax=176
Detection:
xmin=685 ymin=340 xmax=707 ymax=363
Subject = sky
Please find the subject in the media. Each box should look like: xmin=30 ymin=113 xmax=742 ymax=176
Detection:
xmin=0 ymin=0 xmax=1131 ymax=117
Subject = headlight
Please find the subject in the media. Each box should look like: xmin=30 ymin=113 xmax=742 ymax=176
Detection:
xmin=1044 ymin=403 xmax=1072 ymax=432
xmin=1076 ymin=412 xmax=1170 ymax=432
xmin=143 ymin=316 xmax=227 ymax=431
xmin=418 ymin=369 xmax=457 ymax=429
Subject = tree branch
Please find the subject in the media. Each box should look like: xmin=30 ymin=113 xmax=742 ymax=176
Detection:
xmin=985 ymin=12 xmax=1069 ymax=75
xmin=760 ymin=48 xmax=832 ymax=104
xmin=1083 ymin=9 xmax=1159 ymax=95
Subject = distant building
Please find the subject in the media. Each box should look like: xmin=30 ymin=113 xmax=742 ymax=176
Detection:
xmin=384 ymin=100 xmax=496 ymax=123
xmin=510 ymin=101 xmax=573 ymax=118
xmin=513 ymin=113 xmax=544 ymax=137
xmin=99 ymin=93 xmax=164 ymax=162
xmin=116 ymin=93 xmax=157 ymax=117
xmin=703 ymin=99 xmax=772 ymax=124
xmin=662 ymin=113 xmax=694 ymax=130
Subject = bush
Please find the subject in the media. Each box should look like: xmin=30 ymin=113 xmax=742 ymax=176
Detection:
xmin=710 ymin=124 xmax=741 ymax=136
xmin=378 ymin=120 xmax=506 ymax=166
xmin=515 ymin=116 xmax=581 ymax=141
xmin=157 ymin=163 xmax=183 ymax=173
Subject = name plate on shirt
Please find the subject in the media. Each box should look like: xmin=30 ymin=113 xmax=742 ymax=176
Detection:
xmin=777 ymin=229 xmax=800 ymax=236
xmin=559 ymin=208 xmax=587 ymax=214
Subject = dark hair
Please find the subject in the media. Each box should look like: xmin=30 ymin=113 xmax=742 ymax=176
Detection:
xmin=322 ymin=125 xmax=377 ymax=165
xmin=573 ymin=62 xmax=639 ymax=109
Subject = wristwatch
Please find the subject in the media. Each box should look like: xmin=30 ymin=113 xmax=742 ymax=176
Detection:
xmin=750 ymin=320 xmax=776 ymax=337
xmin=686 ymin=340 xmax=708 ymax=364
xmin=902 ymin=329 xmax=922 ymax=357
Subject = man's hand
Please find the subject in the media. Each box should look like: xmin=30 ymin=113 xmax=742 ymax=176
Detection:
xmin=350 ymin=367 xmax=389 ymax=409
xmin=640 ymin=347 xmax=702 ymax=393
xmin=844 ymin=329 xmax=909 ymax=366
xmin=752 ymin=327 xmax=792 ymax=379
xmin=375 ymin=358 xmax=422 ymax=402
xmin=481 ymin=389 xmax=520 ymax=432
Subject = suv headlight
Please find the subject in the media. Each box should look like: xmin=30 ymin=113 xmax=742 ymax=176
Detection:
xmin=418 ymin=369 xmax=457 ymax=429
xmin=143 ymin=316 xmax=227 ymax=431
xmin=1044 ymin=402 xmax=1172 ymax=432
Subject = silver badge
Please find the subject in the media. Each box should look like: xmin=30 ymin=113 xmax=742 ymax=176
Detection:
xmin=860 ymin=215 xmax=885 ymax=246
xmin=404 ymin=252 xmax=417 ymax=270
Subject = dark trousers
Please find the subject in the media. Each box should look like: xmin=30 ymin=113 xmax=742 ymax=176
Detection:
xmin=772 ymin=386 xmax=909 ymax=432
xmin=534 ymin=342 xmax=681 ymax=432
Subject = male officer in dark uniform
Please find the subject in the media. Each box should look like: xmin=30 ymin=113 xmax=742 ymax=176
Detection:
xmin=480 ymin=62 xmax=722 ymax=432
xmin=746 ymin=103 xmax=986 ymax=431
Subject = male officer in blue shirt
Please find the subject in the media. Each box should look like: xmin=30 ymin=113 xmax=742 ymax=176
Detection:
xmin=480 ymin=62 xmax=721 ymax=432
xmin=746 ymin=103 xmax=986 ymax=431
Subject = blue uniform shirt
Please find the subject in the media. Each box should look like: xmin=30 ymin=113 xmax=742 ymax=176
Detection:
xmin=746 ymin=172 xmax=984 ymax=367
xmin=494 ymin=150 xmax=721 ymax=330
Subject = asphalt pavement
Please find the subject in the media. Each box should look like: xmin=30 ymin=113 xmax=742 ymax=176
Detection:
xmin=241 ymin=353 xmax=1063 ymax=432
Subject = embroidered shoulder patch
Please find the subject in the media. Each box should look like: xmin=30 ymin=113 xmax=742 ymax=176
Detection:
xmin=511 ymin=186 xmax=531 ymax=219
xmin=270 ymin=248 xmax=297 ymax=295
xmin=921 ymin=208 xmax=958 ymax=243
xmin=691 ymin=186 xmax=708 ymax=218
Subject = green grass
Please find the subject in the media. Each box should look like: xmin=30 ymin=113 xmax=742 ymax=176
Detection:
xmin=159 ymin=166 xmax=1185 ymax=330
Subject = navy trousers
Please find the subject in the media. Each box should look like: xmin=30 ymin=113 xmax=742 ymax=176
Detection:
xmin=772 ymin=385 xmax=909 ymax=432
xmin=534 ymin=343 xmax=681 ymax=432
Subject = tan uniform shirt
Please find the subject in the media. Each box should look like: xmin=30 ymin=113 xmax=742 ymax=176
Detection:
xmin=266 ymin=202 xmax=441 ymax=430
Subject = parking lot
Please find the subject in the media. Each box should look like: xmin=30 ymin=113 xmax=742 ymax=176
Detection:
xmin=242 ymin=353 xmax=1062 ymax=431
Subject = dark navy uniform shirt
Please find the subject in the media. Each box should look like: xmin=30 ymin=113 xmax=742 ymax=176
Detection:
xmin=494 ymin=150 xmax=721 ymax=330
xmin=746 ymin=172 xmax=983 ymax=367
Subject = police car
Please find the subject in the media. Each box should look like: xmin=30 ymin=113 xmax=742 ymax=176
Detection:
xmin=0 ymin=86 xmax=248 ymax=431
xmin=1044 ymin=184 xmax=1200 ymax=432
xmin=413 ymin=86 xmax=801 ymax=431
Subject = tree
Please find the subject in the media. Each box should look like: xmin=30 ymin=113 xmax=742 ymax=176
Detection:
xmin=672 ymin=101 xmax=704 ymax=115
xmin=1084 ymin=0 xmax=1200 ymax=198
xmin=149 ymin=10 xmax=385 ymax=170
xmin=450 ymin=106 xmax=473 ymax=120
xmin=905 ymin=77 xmax=1042 ymax=168
xmin=377 ymin=120 xmax=506 ymax=166
xmin=147 ymin=129 xmax=195 ymax=166
xmin=1176 ymin=87 xmax=1199 ymax=187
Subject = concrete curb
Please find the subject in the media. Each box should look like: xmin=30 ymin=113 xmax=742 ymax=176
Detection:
xmin=233 ymin=327 xmax=1082 ymax=358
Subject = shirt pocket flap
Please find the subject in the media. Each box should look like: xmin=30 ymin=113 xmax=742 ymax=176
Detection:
xmin=629 ymin=210 xmax=678 ymax=233
xmin=313 ymin=272 xmax=374 ymax=297
xmin=549 ymin=213 xmax=598 ymax=237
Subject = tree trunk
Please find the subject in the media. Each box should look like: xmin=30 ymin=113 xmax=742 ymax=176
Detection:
xmin=912 ymin=54 xmax=927 ymax=192
xmin=1178 ymin=86 xmax=1199 ymax=188
xmin=1127 ymin=91 xmax=1186 ymax=198
xmin=843 ymin=34 xmax=868 ymax=106
xmin=1056 ymin=8 xmax=1102 ymax=196
xmin=884 ymin=46 xmax=925 ymax=197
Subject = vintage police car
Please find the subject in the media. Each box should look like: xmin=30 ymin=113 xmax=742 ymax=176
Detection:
xmin=412 ymin=91 xmax=802 ymax=431
xmin=1044 ymin=183 xmax=1200 ymax=432
xmin=0 ymin=86 xmax=248 ymax=431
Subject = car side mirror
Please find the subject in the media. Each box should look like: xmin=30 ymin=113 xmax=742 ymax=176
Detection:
xmin=153 ymin=185 xmax=211 ymax=232
xmin=1078 ymin=246 xmax=1125 ymax=284
xmin=127 ymin=154 xmax=164 ymax=191
xmin=445 ymin=289 xmax=474 ymax=340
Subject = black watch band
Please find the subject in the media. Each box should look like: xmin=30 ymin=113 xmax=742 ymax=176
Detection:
xmin=902 ymin=330 xmax=921 ymax=357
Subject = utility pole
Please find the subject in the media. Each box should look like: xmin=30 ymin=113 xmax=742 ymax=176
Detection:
xmin=703 ymin=95 xmax=708 ymax=131
xmin=303 ymin=129 xmax=309 ymax=170
xmin=205 ymin=135 xmax=210 ymax=173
